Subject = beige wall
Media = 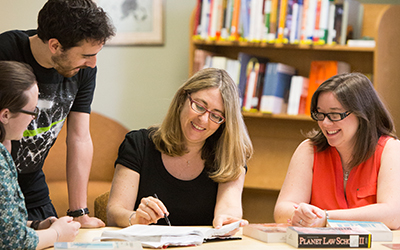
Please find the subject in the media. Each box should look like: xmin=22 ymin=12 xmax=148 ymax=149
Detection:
xmin=0 ymin=0 xmax=197 ymax=130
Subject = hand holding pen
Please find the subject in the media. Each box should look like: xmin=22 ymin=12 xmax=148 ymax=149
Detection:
xmin=135 ymin=194 xmax=171 ymax=225
xmin=154 ymin=193 xmax=171 ymax=226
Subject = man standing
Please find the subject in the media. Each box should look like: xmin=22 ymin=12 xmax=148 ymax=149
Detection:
xmin=0 ymin=0 xmax=115 ymax=228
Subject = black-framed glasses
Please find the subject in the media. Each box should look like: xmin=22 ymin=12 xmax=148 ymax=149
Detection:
xmin=19 ymin=106 xmax=40 ymax=119
xmin=187 ymin=94 xmax=225 ymax=124
xmin=311 ymin=111 xmax=351 ymax=122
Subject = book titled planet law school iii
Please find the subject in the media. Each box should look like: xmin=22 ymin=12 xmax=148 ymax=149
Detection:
xmin=286 ymin=226 xmax=372 ymax=248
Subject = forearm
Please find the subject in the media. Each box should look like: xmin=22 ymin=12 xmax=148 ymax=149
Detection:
xmin=107 ymin=204 xmax=135 ymax=227
xmin=36 ymin=229 xmax=58 ymax=250
xmin=327 ymin=203 xmax=400 ymax=230
xmin=274 ymin=200 xmax=297 ymax=223
xmin=66 ymin=136 xmax=93 ymax=210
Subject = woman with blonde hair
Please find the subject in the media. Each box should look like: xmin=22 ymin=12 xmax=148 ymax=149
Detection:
xmin=107 ymin=68 xmax=253 ymax=229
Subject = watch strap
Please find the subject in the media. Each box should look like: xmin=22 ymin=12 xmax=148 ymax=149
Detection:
xmin=67 ymin=207 xmax=89 ymax=217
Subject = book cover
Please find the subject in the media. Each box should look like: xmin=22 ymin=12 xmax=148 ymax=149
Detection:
xmin=242 ymin=223 xmax=290 ymax=243
xmin=243 ymin=57 xmax=269 ymax=111
xmin=287 ymin=75 xmax=309 ymax=115
xmin=304 ymin=60 xmax=350 ymax=115
xmin=193 ymin=49 xmax=214 ymax=73
xmin=237 ymin=52 xmax=269 ymax=107
xmin=211 ymin=55 xmax=228 ymax=69
xmin=268 ymin=0 xmax=280 ymax=41
xmin=229 ymin=0 xmax=241 ymax=40
xmin=277 ymin=0 xmax=288 ymax=42
xmin=243 ymin=58 xmax=261 ymax=111
xmin=286 ymin=226 xmax=372 ymax=248
xmin=200 ymin=0 xmax=211 ymax=39
xmin=340 ymin=0 xmax=349 ymax=45
xmin=225 ymin=58 xmax=241 ymax=84
xmin=327 ymin=220 xmax=392 ymax=242
xmin=54 ymin=242 xmax=143 ymax=249
xmin=260 ymin=62 xmax=296 ymax=114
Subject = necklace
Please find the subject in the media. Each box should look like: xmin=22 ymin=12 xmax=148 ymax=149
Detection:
xmin=344 ymin=170 xmax=350 ymax=181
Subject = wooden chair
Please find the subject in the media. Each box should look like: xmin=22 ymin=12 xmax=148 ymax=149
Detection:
xmin=43 ymin=112 xmax=129 ymax=220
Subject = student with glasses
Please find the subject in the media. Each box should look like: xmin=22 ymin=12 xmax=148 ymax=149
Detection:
xmin=274 ymin=72 xmax=400 ymax=229
xmin=0 ymin=61 xmax=81 ymax=249
xmin=107 ymin=68 xmax=253 ymax=230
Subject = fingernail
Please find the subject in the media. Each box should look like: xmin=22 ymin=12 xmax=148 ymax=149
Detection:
xmin=293 ymin=204 xmax=299 ymax=209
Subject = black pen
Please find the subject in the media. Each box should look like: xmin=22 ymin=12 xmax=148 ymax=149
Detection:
xmin=154 ymin=193 xmax=171 ymax=226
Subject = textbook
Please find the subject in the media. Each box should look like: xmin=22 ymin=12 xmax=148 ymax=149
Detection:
xmin=327 ymin=220 xmax=392 ymax=242
xmin=54 ymin=241 xmax=142 ymax=249
xmin=99 ymin=220 xmax=241 ymax=248
xmin=242 ymin=223 xmax=290 ymax=243
xmin=286 ymin=226 xmax=372 ymax=248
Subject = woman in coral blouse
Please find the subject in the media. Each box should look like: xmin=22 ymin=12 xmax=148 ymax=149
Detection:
xmin=274 ymin=72 xmax=400 ymax=229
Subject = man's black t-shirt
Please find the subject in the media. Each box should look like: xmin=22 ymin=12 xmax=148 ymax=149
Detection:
xmin=0 ymin=30 xmax=96 ymax=209
xmin=115 ymin=129 xmax=218 ymax=226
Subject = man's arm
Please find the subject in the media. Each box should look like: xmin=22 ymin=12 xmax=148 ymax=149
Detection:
xmin=66 ymin=111 xmax=105 ymax=228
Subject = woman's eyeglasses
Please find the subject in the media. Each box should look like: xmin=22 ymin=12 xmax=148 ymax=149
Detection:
xmin=311 ymin=111 xmax=351 ymax=122
xmin=187 ymin=94 xmax=225 ymax=124
xmin=19 ymin=106 xmax=40 ymax=119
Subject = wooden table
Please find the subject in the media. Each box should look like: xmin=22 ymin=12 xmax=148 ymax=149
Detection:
xmin=48 ymin=227 xmax=400 ymax=249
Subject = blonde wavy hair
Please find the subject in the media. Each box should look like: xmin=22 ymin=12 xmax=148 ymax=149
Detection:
xmin=149 ymin=68 xmax=253 ymax=183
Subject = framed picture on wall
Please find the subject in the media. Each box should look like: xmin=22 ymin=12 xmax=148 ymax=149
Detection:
xmin=95 ymin=0 xmax=164 ymax=45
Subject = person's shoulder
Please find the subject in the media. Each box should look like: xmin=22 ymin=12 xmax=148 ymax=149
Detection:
xmin=125 ymin=129 xmax=151 ymax=143
xmin=382 ymin=136 xmax=400 ymax=150
xmin=0 ymin=29 xmax=32 ymax=40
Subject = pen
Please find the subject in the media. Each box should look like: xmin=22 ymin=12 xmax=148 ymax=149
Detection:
xmin=154 ymin=193 xmax=171 ymax=226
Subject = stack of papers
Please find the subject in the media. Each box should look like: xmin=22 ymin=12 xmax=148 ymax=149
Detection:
xmin=99 ymin=220 xmax=241 ymax=248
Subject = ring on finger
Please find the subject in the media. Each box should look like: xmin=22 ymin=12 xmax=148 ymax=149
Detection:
xmin=146 ymin=201 xmax=149 ymax=206
xmin=299 ymin=219 xmax=303 ymax=225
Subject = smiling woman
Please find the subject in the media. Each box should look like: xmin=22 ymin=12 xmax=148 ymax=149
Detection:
xmin=107 ymin=68 xmax=253 ymax=230
xmin=274 ymin=72 xmax=400 ymax=230
xmin=0 ymin=61 xmax=81 ymax=249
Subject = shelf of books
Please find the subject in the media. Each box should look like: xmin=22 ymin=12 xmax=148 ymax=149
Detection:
xmin=188 ymin=1 xmax=400 ymax=222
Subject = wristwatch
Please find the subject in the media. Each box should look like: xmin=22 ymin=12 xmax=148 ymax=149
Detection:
xmin=67 ymin=207 xmax=90 ymax=217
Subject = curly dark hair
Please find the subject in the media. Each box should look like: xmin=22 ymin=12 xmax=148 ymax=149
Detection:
xmin=37 ymin=0 xmax=115 ymax=50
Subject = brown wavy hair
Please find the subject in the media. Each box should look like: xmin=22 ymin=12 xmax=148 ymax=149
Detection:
xmin=307 ymin=72 xmax=396 ymax=169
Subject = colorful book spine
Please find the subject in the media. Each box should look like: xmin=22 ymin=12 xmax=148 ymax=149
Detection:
xmin=229 ymin=0 xmax=242 ymax=40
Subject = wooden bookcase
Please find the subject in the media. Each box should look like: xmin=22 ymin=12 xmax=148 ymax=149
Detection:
xmin=188 ymin=4 xmax=400 ymax=222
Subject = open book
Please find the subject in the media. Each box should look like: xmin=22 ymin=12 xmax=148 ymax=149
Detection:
xmin=99 ymin=220 xmax=241 ymax=248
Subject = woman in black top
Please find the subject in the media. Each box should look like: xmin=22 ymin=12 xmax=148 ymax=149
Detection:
xmin=107 ymin=68 xmax=253 ymax=229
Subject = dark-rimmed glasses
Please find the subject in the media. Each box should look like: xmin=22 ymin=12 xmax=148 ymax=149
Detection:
xmin=187 ymin=94 xmax=225 ymax=124
xmin=311 ymin=111 xmax=351 ymax=122
xmin=19 ymin=106 xmax=40 ymax=119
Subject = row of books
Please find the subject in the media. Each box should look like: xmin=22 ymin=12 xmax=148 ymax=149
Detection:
xmin=243 ymin=220 xmax=392 ymax=248
xmin=194 ymin=49 xmax=351 ymax=116
xmin=193 ymin=0 xmax=363 ymax=45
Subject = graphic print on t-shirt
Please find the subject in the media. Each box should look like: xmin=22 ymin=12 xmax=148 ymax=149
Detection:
xmin=12 ymin=78 xmax=79 ymax=174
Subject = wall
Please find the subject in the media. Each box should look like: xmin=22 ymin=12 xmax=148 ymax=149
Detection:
xmin=0 ymin=0 xmax=197 ymax=130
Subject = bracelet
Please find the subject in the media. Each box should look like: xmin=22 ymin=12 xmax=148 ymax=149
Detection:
xmin=128 ymin=211 xmax=136 ymax=226
xmin=30 ymin=220 xmax=41 ymax=230
xmin=324 ymin=209 xmax=329 ymax=226
xmin=51 ymin=227 xmax=60 ymax=242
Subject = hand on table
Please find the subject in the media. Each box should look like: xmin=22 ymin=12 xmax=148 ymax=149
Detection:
xmin=73 ymin=214 xmax=105 ymax=228
xmin=291 ymin=203 xmax=326 ymax=227
xmin=213 ymin=215 xmax=249 ymax=236
xmin=50 ymin=216 xmax=81 ymax=242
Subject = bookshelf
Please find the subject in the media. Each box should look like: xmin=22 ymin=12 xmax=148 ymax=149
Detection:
xmin=189 ymin=4 xmax=400 ymax=222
